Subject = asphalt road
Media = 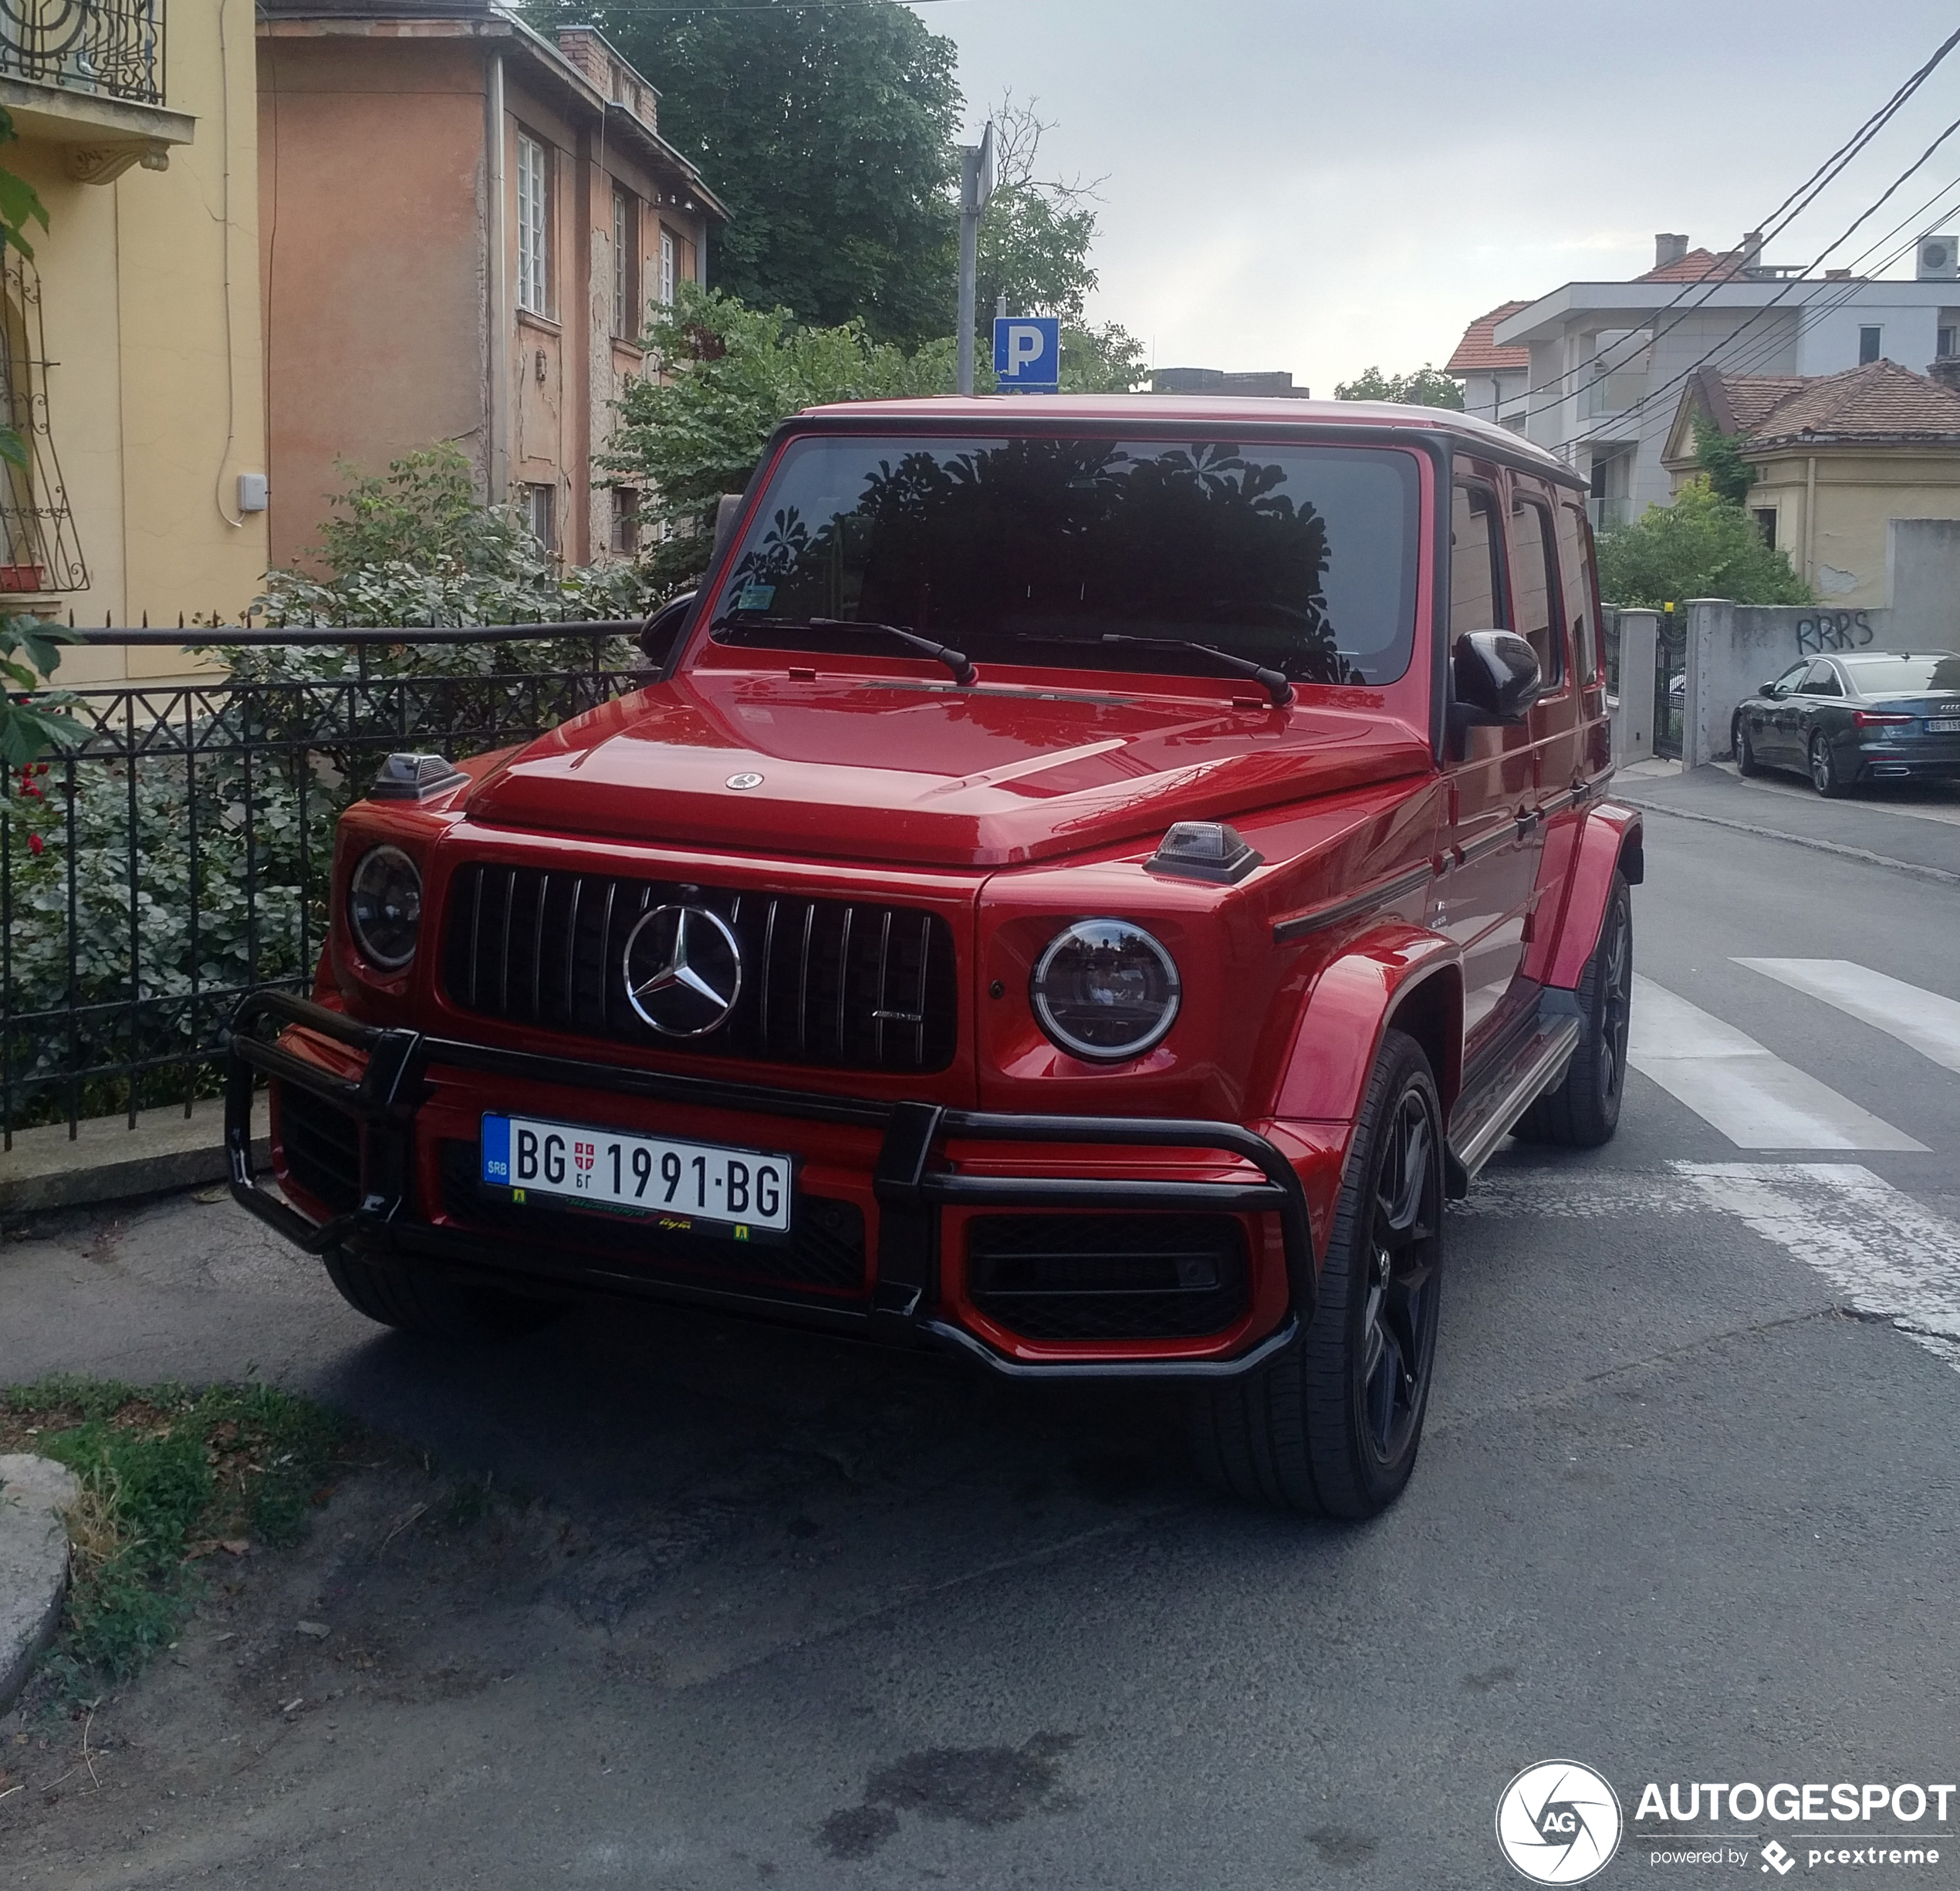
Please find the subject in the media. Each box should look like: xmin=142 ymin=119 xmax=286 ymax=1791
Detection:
xmin=4 ymin=766 xmax=1959 ymax=1890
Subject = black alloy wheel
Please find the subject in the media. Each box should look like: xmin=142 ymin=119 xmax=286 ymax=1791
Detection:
xmin=1190 ymin=1028 xmax=1444 ymax=1518
xmin=1735 ymin=718 xmax=1760 ymax=776
xmin=1516 ymin=870 xmax=1633 ymax=1148
xmin=1809 ymin=730 xmax=1848 ymax=798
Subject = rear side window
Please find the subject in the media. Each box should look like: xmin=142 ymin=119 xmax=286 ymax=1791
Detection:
xmin=1507 ymin=498 xmax=1565 ymax=685
xmin=1802 ymin=661 xmax=1843 ymax=697
xmin=1554 ymin=503 xmax=1600 ymax=684
xmin=1450 ymin=482 xmax=1505 ymax=641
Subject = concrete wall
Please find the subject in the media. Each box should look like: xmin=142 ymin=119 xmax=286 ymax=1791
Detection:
xmin=1676 ymin=599 xmax=1960 ymax=764
xmin=1886 ymin=518 xmax=1960 ymax=647
xmin=1743 ymin=447 xmax=1960 ymax=607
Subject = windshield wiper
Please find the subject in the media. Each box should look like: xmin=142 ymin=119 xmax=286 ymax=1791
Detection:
xmin=1014 ymin=632 xmax=1294 ymax=707
xmin=711 ymin=614 xmax=976 ymax=687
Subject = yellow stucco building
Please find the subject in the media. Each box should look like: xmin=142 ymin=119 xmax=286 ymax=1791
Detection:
xmin=0 ymin=0 xmax=267 ymax=683
xmin=1664 ymin=361 xmax=1960 ymax=610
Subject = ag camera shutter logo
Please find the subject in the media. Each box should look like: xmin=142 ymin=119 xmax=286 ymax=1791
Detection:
xmin=1495 ymin=1760 xmax=1624 ymax=1884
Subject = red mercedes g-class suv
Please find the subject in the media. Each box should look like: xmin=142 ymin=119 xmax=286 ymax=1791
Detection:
xmin=228 ymin=397 xmax=1641 ymax=1518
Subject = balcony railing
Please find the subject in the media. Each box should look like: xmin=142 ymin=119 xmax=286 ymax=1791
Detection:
xmin=1588 ymin=496 xmax=1635 ymax=534
xmin=0 ymin=0 xmax=164 ymax=107
xmin=1580 ymin=371 xmax=1648 ymax=419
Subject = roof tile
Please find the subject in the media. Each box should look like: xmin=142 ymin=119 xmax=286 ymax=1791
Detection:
xmin=1445 ymin=302 xmax=1533 ymax=373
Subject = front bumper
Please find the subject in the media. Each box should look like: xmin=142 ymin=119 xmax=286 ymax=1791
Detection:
xmin=225 ymin=989 xmax=1316 ymax=1380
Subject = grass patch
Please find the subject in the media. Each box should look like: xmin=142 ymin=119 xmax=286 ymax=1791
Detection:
xmin=1 ymin=1376 xmax=352 ymax=1693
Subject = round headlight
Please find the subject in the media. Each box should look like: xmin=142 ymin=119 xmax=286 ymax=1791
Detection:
xmin=347 ymin=845 xmax=422 ymax=971
xmin=1031 ymin=919 xmax=1181 ymax=1062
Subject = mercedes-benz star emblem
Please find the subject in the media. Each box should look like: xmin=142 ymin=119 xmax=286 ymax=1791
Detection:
xmin=621 ymin=905 xmax=743 ymax=1038
xmin=725 ymin=772 xmax=765 ymax=790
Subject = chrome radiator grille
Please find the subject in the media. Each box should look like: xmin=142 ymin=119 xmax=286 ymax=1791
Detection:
xmin=439 ymin=863 xmax=959 ymax=1072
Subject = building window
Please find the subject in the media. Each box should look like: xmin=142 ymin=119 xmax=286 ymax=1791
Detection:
xmin=611 ymin=488 xmax=640 ymax=555
xmin=612 ymin=187 xmax=640 ymax=339
xmin=1753 ymin=506 xmax=1778 ymax=549
xmin=1859 ymin=325 xmax=1882 ymax=366
xmin=517 ymin=132 xmax=552 ymax=316
xmin=524 ymin=481 xmax=556 ymax=552
xmin=657 ymin=228 xmax=677 ymax=307
xmin=1941 ymin=325 xmax=1958 ymax=360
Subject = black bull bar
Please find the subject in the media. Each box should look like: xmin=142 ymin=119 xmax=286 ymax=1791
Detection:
xmin=225 ymin=989 xmax=1316 ymax=1379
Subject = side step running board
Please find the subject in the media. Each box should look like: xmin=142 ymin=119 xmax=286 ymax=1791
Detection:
xmin=1445 ymin=1015 xmax=1581 ymax=1197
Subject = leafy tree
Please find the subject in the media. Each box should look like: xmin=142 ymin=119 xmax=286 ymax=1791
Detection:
xmin=525 ymin=0 xmax=961 ymax=346
xmin=1595 ymin=481 xmax=1810 ymax=607
xmin=1333 ymin=365 xmax=1465 ymax=410
xmin=1690 ymin=412 xmax=1759 ymax=506
xmin=976 ymin=95 xmax=1147 ymax=393
xmin=605 ymin=282 xmax=958 ymax=592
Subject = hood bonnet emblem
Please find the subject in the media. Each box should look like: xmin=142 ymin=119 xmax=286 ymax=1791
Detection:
xmin=725 ymin=771 xmax=765 ymax=790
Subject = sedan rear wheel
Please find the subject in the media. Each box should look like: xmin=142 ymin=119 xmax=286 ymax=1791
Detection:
xmin=1809 ymin=730 xmax=1849 ymax=798
xmin=1190 ymin=1028 xmax=1442 ymax=1518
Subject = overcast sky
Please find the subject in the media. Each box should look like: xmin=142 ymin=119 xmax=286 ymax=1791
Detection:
xmin=911 ymin=0 xmax=1960 ymax=391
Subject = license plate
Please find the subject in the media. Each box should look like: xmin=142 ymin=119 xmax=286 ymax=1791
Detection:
xmin=1928 ymin=718 xmax=1960 ymax=733
xmin=479 ymin=1113 xmax=793 ymax=1236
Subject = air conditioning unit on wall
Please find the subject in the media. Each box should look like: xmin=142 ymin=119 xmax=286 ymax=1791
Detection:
xmin=1917 ymin=233 xmax=1958 ymax=279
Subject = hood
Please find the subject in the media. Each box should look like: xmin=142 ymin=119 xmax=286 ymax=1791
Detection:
xmin=462 ymin=669 xmax=1432 ymax=868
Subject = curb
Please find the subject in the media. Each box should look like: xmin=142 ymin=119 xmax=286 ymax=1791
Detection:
xmin=0 ymin=1454 xmax=79 ymax=1717
xmin=1 ymin=1097 xmax=269 ymax=1220
xmin=1618 ymin=796 xmax=1960 ymax=887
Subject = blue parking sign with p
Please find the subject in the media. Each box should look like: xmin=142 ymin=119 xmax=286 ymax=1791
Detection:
xmin=993 ymin=316 xmax=1061 ymax=391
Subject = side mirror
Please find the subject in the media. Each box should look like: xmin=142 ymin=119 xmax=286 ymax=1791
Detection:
xmin=1759 ymin=679 xmax=1781 ymax=697
xmin=1450 ymin=630 xmax=1543 ymax=730
xmin=711 ymin=492 xmax=745 ymax=564
xmin=637 ymin=589 xmax=697 ymax=667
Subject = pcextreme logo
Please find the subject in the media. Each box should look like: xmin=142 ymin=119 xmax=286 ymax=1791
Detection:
xmin=1496 ymin=1760 xmax=1624 ymax=1884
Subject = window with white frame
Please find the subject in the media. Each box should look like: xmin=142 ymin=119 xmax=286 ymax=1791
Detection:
xmin=524 ymin=481 xmax=556 ymax=552
xmin=517 ymin=132 xmax=552 ymax=316
xmin=657 ymin=228 xmax=677 ymax=307
xmin=611 ymin=187 xmax=638 ymax=338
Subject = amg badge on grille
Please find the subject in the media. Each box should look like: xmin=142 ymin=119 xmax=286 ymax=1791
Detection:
xmin=623 ymin=905 xmax=744 ymax=1037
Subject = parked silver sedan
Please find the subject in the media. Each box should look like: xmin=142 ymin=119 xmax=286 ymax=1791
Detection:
xmin=1731 ymin=651 xmax=1960 ymax=797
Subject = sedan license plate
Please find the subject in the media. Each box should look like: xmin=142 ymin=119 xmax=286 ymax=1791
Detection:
xmin=480 ymin=1114 xmax=792 ymax=1236
xmin=1927 ymin=718 xmax=1960 ymax=733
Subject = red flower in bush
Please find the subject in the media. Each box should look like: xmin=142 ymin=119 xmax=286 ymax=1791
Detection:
xmin=27 ymin=831 xmax=42 ymax=855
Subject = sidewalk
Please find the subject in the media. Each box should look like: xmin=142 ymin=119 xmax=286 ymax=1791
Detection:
xmin=1614 ymin=760 xmax=1960 ymax=883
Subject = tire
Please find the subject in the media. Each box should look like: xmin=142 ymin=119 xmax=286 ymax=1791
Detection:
xmin=323 ymin=1242 xmax=569 ymax=1342
xmin=1809 ymin=731 xmax=1849 ymax=799
xmin=1190 ymin=1028 xmax=1443 ymax=1519
xmin=1735 ymin=718 xmax=1760 ymax=777
xmin=1514 ymin=870 xmax=1633 ymax=1149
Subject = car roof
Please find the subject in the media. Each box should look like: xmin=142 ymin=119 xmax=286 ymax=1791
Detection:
xmin=791 ymin=393 xmax=1569 ymax=471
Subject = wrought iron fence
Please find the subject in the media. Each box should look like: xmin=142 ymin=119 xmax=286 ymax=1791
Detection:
xmin=0 ymin=0 xmax=164 ymax=105
xmin=2 ymin=623 xmax=647 ymax=1145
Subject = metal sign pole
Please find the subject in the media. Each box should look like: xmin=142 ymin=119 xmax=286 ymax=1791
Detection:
xmin=956 ymin=121 xmax=995 ymax=397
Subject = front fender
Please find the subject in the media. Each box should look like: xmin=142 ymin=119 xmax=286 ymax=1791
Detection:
xmin=1537 ymin=802 xmax=1643 ymax=991
xmin=1271 ymin=925 xmax=1464 ymax=1126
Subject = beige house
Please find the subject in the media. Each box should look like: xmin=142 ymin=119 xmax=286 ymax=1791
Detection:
xmin=0 ymin=0 xmax=271 ymax=683
xmin=1663 ymin=360 xmax=1960 ymax=608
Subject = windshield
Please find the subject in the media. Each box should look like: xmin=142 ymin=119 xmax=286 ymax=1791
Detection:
xmin=1842 ymin=653 xmax=1960 ymax=694
xmin=711 ymin=434 xmax=1422 ymax=687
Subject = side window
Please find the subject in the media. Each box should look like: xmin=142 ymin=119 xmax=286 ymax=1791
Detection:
xmin=1554 ymin=503 xmax=1600 ymax=684
xmin=1450 ymin=481 xmax=1505 ymax=643
xmin=1770 ymin=662 xmax=1809 ymax=694
xmin=1507 ymin=498 xmax=1565 ymax=685
xmin=1803 ymin=660 xmax=1843 ymax=697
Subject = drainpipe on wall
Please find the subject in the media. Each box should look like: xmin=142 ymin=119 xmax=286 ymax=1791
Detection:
xmin=1803 ymin=454 xmax=1817 ymax=590
xmin=486 ymin=52 xmax=510 ymax=504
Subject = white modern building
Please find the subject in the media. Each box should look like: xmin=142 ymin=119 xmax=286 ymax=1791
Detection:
xmin=1450 ymin=232 xmax=1960 ymax=532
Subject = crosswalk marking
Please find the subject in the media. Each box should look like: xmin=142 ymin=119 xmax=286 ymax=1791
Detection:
xmin=1676 ymin=1163 xmax=1960 ymax=1372
xmin=1627 ymin=974 xmax=1928 ymax=1152
xmin=1734 ymin=957 xmax=1960 ymax=1079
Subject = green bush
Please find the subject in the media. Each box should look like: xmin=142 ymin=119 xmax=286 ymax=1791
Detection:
xmin=1596 ymin=481 xmax=1811 ymax=608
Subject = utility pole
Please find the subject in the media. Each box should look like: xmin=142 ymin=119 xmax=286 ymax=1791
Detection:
xmin=956 ymin=121 xmax=995 ymax=397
